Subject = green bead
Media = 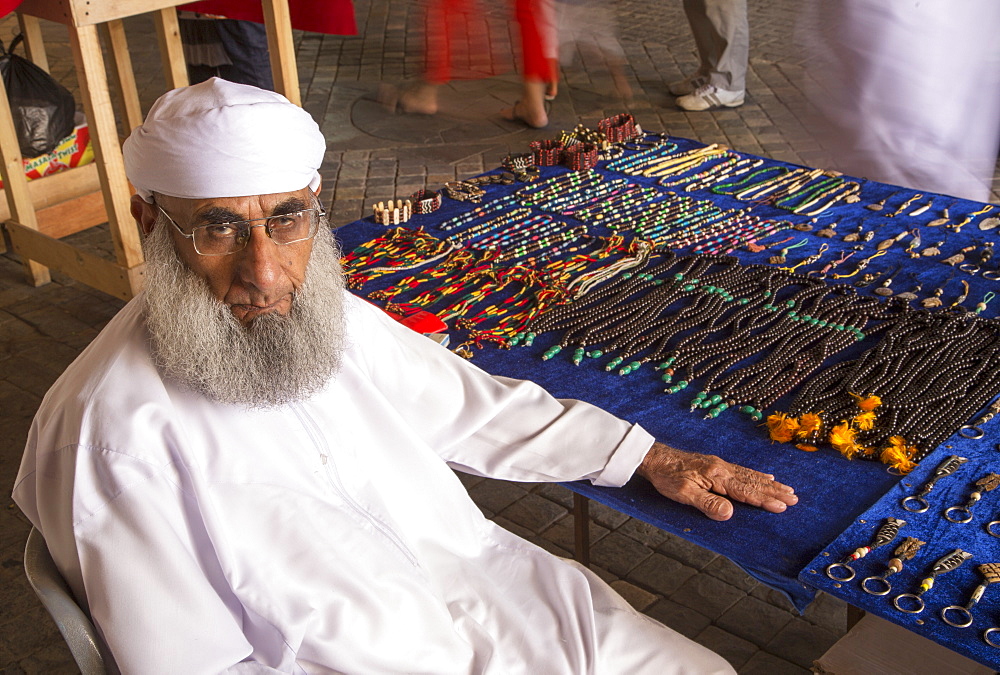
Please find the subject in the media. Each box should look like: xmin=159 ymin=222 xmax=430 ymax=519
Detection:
xmin=700 ymin=399 xmax=714 ymax=409
xmin=682 ymin=284 xmax=695 ymax=291
xmin=818 ymin=320 xmax=828 ymax=327
xmin=673 ymin=273 xmax=684 ymax=280
xmin=751 ymin=411 xmax=763 ymax=421
xmin=622 ymin=272 xmax=633 ymax=279
xmin=588 ymin=350 xmax=603 ymax=358
xmin=763 ymin=291 xmax=772 ymax=297
xmin=689 ymin=279 xmax=699 ymax=284
xmin=786 ymin=300 xmax=795 ymax=307
xmin=661 ymin=373 xmax=673 ymax=383
xmin=739 ymin=405 xmax=755 ymax=414
xmin=653 ymin=279 xmax=664 ymax=285
xmin=710 ymin=394 xmax=723 ymax=404
xmin=739 ymin=298 xmax=750 ymax=305
xmin=801 ymin=314 xmax=812 ymax=321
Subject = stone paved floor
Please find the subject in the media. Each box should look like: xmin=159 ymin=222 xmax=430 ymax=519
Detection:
xmin=2 ymin=0 xmax=999 ymax=672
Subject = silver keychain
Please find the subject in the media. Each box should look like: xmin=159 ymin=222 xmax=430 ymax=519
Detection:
xmin=893 ymin=548 xmax=973 ymax=614
xmin=944 ymin=473 xmax=1000 ymax=524
xmin=862 ymin=536 xmax=925 ymax=596
xmin=941 ymin=563 xmax=1000 ymax=628
xmin=902 ymin=455 xmax=968 ymax=513
xmin=826 ymin=517 xmax=905 ymax=582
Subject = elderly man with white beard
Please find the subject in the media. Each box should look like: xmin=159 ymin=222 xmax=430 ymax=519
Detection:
xmin=14 ymin=78 xmax=796 ymax=674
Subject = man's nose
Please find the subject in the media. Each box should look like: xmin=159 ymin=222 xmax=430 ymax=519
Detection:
xmin=236 ymin=224 xmax=283 ymax=292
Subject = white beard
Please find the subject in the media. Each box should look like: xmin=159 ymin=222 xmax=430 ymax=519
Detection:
xmin=141 ymin=215 xmax=346 ymax=408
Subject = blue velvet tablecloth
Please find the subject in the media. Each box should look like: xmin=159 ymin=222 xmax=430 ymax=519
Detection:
xmin=334 ymin=135 xmax=1000 ymax=629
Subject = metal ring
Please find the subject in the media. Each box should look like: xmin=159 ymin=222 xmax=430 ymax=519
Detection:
xmin=959 ymin=263 xmax=981 ymax=275
xmin=986 ymin=521 xmax=1000 ymax=538
xmin=893 ymin=593 xmax=926 ymax=614
xmin=983 ymin=271 xmax=1000 ymax=281
xmin=941 ymin=605 xmax=974 ymax=628
xmin=902 ymin=495 xmax=930 ymax=513
xmin=959 ymin=425 xmax=986 ymax=439
xmin=944 ymin=506 xmax=974 ymax=524
xmin=985 ymin=627 xmax=1000 ymax=648
xmin=825 ymin=562 xmax=856 ymax=582
xmin=862 ymin=576 xmax=892 ymax=596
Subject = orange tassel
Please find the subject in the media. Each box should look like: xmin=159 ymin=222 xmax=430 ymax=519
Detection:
xmin=880 ymin=440 xmax=917 ymax=474
xmin=853 ymin=411 xmax=877 ymax=431
xmin=795 ymin=444 xmax=819 ymax=452
xmin=795 ymin=412 xmax=824 ymax=439
xmin=829 ymin=422 xmax=861 ymax=459
xmin=766 ymin=413 xmax=800 ymax=443
xmin=849 ymin=392 xmax=882 ymax=412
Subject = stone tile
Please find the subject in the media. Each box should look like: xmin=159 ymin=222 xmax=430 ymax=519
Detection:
xmin=539 ymin=512 xmax=609 ymax=554
xmin=615 ymin=517 xmax=672 ymax=549
xmin=643 ymin=598 xmax=712 ymax=640
xmin=702 ymin=555 xmax=760 ymax=593
xmin=694 ymin=625 xmax=758 ymax=670
xmin=466 ymin=478 xmax=529 ymax=516
xmin=609 ymin=579 xmax=659 ymax=612
xmin=716 ymin=595 xmax=793 ymax=645
xmin=628 ymin=552 xmax=698 ymax=596
xmin=531 ymin=482 xmax=575 ymax=509
xmin=655 ymin=531 xmax=720 ymax=570
xmin=497 ymin=493 xmax=567 ymax=534
xmin=801 ymin=591 xmax=848 ymax=635
xmin=739 ymin=650 xmax=811 ymax=675
xmin=764 ymin=618 xmax=840 ymax=670
xmin=589 ymin=531 xmax=654 ymax=578
xmin=669 ymin=572 xmax=745 ymax=621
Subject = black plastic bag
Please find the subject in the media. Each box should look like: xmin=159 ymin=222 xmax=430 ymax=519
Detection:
xmin=0 ymin=34 xmax=76 ymax=158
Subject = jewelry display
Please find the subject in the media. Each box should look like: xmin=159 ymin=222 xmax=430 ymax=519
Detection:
xmin=893 ymin=276 xmax=922 ymax=303
xmin=901 ymin=456 xmax=969 ymax=513
xmin=893 ymin=548 xmax=973 ymax=614
xmin=943 ymin=473 xmax=1000 ymax=524
xmin=909 ymin=199 xmax=934 ymax=216
xmin=921 ymin=240 xmax=944 ymax=257
xmin=979 ymin=216 xmax=1000 ymax=232
xmin=928 ymin=206 xmax=953 ymax=227
xmin=825 ymin=517 xmax=905 ymax=582
xmin=941 ymin=563 xmax=1000 ymax=628
xmin=872 ymin=265 xmax=902 ymax=297
xmin=861 ymin=536 xmax=926 ymax=596
xmin=530 ymin=139 xmax=564 ymax=167
xmin=598 ymin=113 xmax=639 ymax=143
xmin=960 ymin=400 xmax=1000 ymax=440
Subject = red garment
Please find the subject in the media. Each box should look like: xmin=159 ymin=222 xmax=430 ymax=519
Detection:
xmin=423 ymin=0 xmax=555 ymax=85
xmin=180 ymin=0 xmax=357 ymax=36
xmin=0 ymin=0 xmax=22 ymax=19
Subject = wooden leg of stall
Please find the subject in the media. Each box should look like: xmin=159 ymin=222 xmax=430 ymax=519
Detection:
xmin=573 ymin=493 xmax=591 ymax=568
xmin=16 ymin=14 xmax=49 ymax=73
xmin=154 ymin=8 xmax=188 ymax=90
xmin=0 ymin=81 xmax=50 ymax=284
xmin=262 ymin=0 xmax=300 ymax=105
xmin=101 ymin=20 xmax=144 ymax=134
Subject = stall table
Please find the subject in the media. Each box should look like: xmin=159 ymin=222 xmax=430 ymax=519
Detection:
xmin=335 ymin=133 xmax=1000 ymax=669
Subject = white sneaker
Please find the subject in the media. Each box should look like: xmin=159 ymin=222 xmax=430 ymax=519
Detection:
xmin=668 ymin=74 xmax=707 ymax=96
xmin=676 ymin=84 xmax=745 ymax=111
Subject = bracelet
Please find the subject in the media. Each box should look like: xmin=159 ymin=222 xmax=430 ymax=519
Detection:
xmin=598 ymin=114 xmax=638 ymax=143
xmin=444 ymin=180 xmax=486 ymax=203
xmin=409 ymin=189 xmax=442 ymax=215
xmin=563 ymin=142 xmax=599 ymax=171
xmin=465 ymin=171 xmax=516 ymax=187
xmin=372 ymin=199 xmax=412 ymax=225
xmin=502 ymin=152 xmax=534 ymax=171
xmin=530 ymin=139 xmax=564 ymax=167
xmin=513 ymin=165 xmax=541 ymax=182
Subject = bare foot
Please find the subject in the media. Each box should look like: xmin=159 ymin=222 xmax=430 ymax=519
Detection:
xmin=500 ymin=100 xmax=548 ymax=129
xmin=399 ymin=83 xmax=439 ymax=115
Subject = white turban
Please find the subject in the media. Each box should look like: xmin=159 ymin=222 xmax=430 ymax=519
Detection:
xmin=123 ymin=78 xmax=325 ymax=202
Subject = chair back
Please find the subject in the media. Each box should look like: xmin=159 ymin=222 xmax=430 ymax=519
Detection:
xmin=23 ymin=526 xmax=108 ymax=675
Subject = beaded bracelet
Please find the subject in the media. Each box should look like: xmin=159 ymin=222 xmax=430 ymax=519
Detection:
xmin=444 ymin=181 xmax=486 ymax=203
xmin=372 ymin=199 xmax=412 ymax=225
xmin=598 ymin=113 xmax=638 ymax=143
xmin=409 ymin=189 xmax=442 ymax=215
xmin=502 ymin=152 xmax=534 ymax=171
xmin=531 ymin=139 xmax=564 ymax=166
xmin=564 ymin=142 xmax=599 ymax=171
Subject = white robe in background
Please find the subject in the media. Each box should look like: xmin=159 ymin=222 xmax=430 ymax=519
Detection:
xmin=14 ymin=291 xmax=731 ymax=674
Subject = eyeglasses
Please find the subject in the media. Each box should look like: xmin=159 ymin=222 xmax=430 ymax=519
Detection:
xmin=156 ymin=204 xmax=325 ymax=256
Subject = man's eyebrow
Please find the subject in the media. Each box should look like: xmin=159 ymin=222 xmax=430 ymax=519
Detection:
xmin=192 ymin=197 xmax=310 ymax=225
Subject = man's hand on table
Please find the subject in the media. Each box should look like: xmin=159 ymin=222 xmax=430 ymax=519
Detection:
xmin=636 ymin=442 xmax=797 ymax=521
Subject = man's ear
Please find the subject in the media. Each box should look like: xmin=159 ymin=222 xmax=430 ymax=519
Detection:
xmin=313 ymin=179 xmax=322 ymax=197
xmin=131 ymin=194 xmax=158 ymax=236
